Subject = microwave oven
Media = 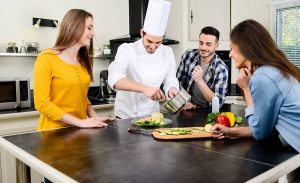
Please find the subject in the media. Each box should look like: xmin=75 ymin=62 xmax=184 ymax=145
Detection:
xmin=0 ymin=78 xmax=31 ymax=110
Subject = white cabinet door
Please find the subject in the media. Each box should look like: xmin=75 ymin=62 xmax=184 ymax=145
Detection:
xmin=189 ymin=0 xmax=231 ymax=41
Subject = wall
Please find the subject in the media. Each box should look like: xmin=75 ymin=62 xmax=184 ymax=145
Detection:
xmin=230 ymin=0 xmax=271 ymax=82
xmin=0 ymin=0 xmax=129 ymax=88
xmin=167 ymin=0 xmax=184 ymax=65
xmin=0 ymin=0 xmax=129 ymax=50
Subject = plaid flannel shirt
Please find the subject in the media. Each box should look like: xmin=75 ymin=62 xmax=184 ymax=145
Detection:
xmin=176 ymin=49 xmax=229 ymax=105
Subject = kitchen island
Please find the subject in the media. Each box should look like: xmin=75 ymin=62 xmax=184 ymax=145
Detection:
xmin=0 ymin=104 xmax=299 ymax=183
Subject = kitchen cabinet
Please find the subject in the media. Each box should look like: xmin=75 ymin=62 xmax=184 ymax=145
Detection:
xmin=231 ymin=0 xmax=270 ymax=31
xmin=188 ymin=0 xmax=231 ymax=41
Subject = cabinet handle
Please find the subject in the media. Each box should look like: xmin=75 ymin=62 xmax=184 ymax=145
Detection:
xmin=190 ymin=10 xmax=194 ymax=24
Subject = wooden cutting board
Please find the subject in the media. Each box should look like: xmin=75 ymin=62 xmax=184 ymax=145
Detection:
xmin=152 ymin=127 xmax=212 ymax=140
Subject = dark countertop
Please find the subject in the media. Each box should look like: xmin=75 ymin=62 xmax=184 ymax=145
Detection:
xmin=2 ymin=104 xmax=298 ymax=183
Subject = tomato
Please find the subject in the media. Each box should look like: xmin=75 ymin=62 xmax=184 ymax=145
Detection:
xmin=216 ymin=114 xmax=231 ymax=127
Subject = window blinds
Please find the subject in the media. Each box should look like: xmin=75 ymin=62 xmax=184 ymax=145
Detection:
xmin=275 ymin=5 xmax=300 ymax=68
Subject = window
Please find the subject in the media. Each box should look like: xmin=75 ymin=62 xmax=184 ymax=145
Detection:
xmin=271 ymin=1 xmax=300 ymax=68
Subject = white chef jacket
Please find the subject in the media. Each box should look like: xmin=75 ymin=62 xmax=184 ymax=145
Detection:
xmin=108 ymin=39 xmax=179 ymax=118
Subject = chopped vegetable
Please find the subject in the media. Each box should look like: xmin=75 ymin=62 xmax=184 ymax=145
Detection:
xmin=134 ymin=119 xmax=162 ymax=127
xmin=192 ymin=127 xmax=202 ymax=130
xmin=134 ymin=112 xmax=165 ymax=127
xmin=155 ymin=126 xmax=211 ymax=136
xmin=157 ymin=128 xmax=192 ymax=135
xmin=204 ymin=124 xmax=212 ymax=133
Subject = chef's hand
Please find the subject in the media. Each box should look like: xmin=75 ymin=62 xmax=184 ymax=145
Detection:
xmin=168 ymin=87 xmax=179 ymax=98
xmin=211 ymin=124 xmax=231 ymax=139
xmin=181 ymin=102 xmax=196 ymax=110
xmin=236 ymin=68 xmax=251 ymax=90
xmin=142 ymin=86 xmax=166 ymax=100
xmin=78 ymin=117 xmax=108 ymax=128
xmin=192 ymin=65 xmax=204 ymax=83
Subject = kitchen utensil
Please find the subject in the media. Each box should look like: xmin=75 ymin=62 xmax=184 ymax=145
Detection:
xmin=152 ymin=127 xmax=212 ymax=140
xmin=164 ymin=89 xmax=191 ymax=114
xmin=131 ymin=118 xmax=172 ymax=127
xmin=127 ymin=127 xmax=153 ymax=136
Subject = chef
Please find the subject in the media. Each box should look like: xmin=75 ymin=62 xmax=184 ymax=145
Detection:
xmin=108 ymin=0 xmax=179 ymax=119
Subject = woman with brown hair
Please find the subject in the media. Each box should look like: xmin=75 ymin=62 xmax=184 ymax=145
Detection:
xmin=34 ymin=9 xmax=114 ymax=131
xmin=211 ymin=19 xmax=300 ymax=152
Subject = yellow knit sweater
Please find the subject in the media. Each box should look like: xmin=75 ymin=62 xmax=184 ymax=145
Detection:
xmin=34 ymin=49 xmax=91 ymax=130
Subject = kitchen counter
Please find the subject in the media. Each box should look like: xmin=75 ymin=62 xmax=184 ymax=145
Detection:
xmin=0 ymin=104 xmax=114 ymax=120
xmin=0 ymin=104 xmax=299 ymax=183
xmin=0 ymin=98 xmax=114 ymax=120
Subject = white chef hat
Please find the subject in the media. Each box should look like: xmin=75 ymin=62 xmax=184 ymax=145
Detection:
xmin=143 ymin=0 xmax=171 ymax=36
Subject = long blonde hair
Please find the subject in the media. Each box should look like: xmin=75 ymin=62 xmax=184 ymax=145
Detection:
xmin=54 ymin=9 xmax=94 ymax=80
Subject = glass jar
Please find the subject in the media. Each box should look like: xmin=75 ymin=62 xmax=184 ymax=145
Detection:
xmin=94 ymin=46 xmax=102 ymax=56
xmin=6 ymin=42 xmax=18 ymax=53
xmin=102 ymin=44 xmax=111 ymax=55
xmin=26 ymin=42 xmax=39 ymax=53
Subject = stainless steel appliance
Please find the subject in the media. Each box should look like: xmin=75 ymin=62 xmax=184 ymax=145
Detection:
xmin=0 ymin=78 xmax=31 ymax=110
xmin=215 ymin=50 xmax=242 ymax=96
xmin=100 ymin=70 xmax=116 ymax=101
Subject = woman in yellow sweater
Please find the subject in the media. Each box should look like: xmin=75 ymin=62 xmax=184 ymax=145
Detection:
xmin=34 ymin=9 xmax=114 ymax=131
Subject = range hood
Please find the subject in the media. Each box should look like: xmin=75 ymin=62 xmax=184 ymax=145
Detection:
xmin=109 ymin=0 xmax=179 ymax=56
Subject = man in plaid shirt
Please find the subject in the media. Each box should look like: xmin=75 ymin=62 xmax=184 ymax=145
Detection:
xmin=176 ymin=26 xmax=228 ymax=110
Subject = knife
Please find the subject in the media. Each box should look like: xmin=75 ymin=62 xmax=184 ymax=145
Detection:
xmin=127 ymin=127 xmax=154 ymax=136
